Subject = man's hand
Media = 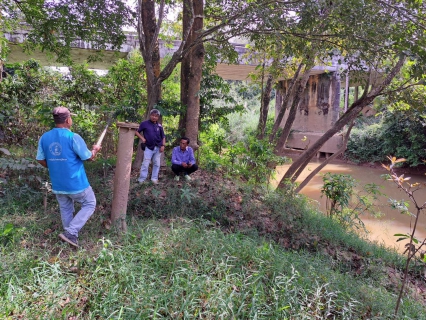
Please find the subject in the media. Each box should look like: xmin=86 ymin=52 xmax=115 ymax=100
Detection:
xmin=181 ymin=162 xmax=188 ymax=168
xmin=90 ymin=144 xmax=101 ymax=160
xmin=160 ymin=145 xmax=165 ymax=153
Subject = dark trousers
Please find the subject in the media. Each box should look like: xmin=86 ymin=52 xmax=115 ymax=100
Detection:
xmin=171 ymin=164 xmax=198 ymax=176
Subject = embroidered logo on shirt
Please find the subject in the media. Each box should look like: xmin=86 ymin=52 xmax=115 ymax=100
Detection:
xmin=49 ymin=142 xmax=62 ymax=156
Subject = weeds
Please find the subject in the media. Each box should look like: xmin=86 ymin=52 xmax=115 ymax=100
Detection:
xmin=382 ymin=157 xmax=426 ymax=316
xmin=1 ymin=161 xmax=425 ymax=318
xmin=1 ymin=220 xmax=424 ymax=319
xmin=199 ymin=133 xmax=289 ymax=186
xmin=321 ymin=173 xmax=384 ymax=233
xmin=0 ymin=222 xmax=22 ymax=245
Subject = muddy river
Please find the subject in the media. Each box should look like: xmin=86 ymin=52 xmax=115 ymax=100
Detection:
xmin=271 ymin=159 xmax=426 ymax=253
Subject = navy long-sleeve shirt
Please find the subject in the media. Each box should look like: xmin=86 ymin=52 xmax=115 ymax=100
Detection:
xmin=137 ymin=120 xmax=165 ymax=150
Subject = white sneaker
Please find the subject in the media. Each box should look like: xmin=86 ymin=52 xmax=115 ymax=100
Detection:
xmin=184 ymin=175 xmax=191 ymax=181
xmin=151 ymin=179 xmax=159 ymax=185
xmin=137 ymin=179 xmax=145 ymax=184
xmin=174 ymin=176 xmax=180 ymax=181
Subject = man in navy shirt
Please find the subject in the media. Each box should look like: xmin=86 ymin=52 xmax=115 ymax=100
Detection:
xmin=135 ymin=109 xmax=166 ymax=184
xmin=171 ymin=137 xmax=198 ymax=181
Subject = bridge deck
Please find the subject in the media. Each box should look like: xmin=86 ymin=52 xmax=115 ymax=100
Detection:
xmin=5 ymin=31 xmax=336 ymax=80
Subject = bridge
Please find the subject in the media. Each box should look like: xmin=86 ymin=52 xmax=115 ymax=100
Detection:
xmin=5 ymin=30 xmax=338 ymax=80
xmin=5 ymin=30 xmax=359 ymax=155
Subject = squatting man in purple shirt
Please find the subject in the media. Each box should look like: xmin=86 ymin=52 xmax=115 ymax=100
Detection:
xmin=171 ymin=137 xmax=198 ymax=181
xmin=135 ymin=109 xmax=166 ymax=184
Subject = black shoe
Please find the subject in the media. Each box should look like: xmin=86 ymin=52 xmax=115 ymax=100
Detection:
xmin=59 ymin=231 xmax=79 ymax=247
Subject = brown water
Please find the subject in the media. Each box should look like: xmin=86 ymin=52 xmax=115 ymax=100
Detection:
xmin=272 ymin=159 xmax=426 ymax=253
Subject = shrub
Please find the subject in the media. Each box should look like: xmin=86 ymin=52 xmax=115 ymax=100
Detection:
xmin=346 ymin=111 xmax=426 ymax=166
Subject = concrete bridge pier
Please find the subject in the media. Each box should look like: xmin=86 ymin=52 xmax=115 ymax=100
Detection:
xmin=276 ymin=71 xmax=343 ymax=154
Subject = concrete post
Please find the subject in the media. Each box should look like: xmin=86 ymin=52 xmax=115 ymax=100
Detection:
xmin=344 ymin=71 xmax=349 ymax=112
xmin=111 ymin=122 xmax=139 ymax=231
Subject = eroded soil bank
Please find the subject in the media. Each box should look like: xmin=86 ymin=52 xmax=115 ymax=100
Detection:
xmin=127 ymin=166 xmax=426 ymax=305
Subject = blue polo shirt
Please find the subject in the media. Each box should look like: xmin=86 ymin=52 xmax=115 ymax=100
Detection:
xmin=36 ymin=128 xmax=92 ymax=194
xmin=171 ymin=146 xmax=196 ymax=165
xmin=137 ymin=120 xmax=165 ymax=150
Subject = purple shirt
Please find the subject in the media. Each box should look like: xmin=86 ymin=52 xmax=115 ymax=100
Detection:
xmin=137 ymin=120 xmax=165 ymax=150
xmin=171 ymin=146 xmax=196 ymax=165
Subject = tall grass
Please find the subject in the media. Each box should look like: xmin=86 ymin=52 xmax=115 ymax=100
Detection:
xmin=1 ymin=219 xmax=424 ymax=319
xmin=0 ymin=160 xmax=424 ymax=318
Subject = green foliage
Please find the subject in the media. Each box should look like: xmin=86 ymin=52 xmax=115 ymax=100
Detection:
xmin=2 ymin=0 xmax=134 ymax=64
xmin=346 ymin=110 xmax=426 ymax=166
xmin=321 ymin=173 xmax=384 ymax=232
xmin=157 ymin=56 xmax=245 ymax=137
xmin=382 ymin=156 xmax=426 ymax=315
xmin=180 ymin=187 xmax=197 ymax=204
xmin=0 ymin=57 xmax=149 ymax=148
xmin=199 ymin=55 xmax=245 ymax=132
xmin=0 ymin=149 xmax=50 ymax=212
xmin=0 ymin=223 xmax=22 ymax=246
xmin=61 ymin=64 xmax=103 ymax=107
xmin=101 ymin=50 xmax=148 ymax=123
xmin=200 ymin=128 xmax=289 ymax=185
xmin=0 ymin=60 xmax=53 ymax=144
xmin=380 ymin=111 xmax=426 ymax=167
xmin=322 ymin=173 xmax=355 ymax=217
xmin=0 ymin=157 xmax=42 ymax=171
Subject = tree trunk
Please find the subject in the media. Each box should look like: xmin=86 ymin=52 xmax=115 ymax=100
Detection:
xmin=146 ymin=80 xmax=161 ymax=116
xmin=134 ymin=0 xmax=163 ymax=169
xmin=257 ymin=74 xmax=273 ymax=139
xmin=0 ymin=12 xmax=3 ymax=83
xmin=278 ymin=99 xmax=369 ymax=188
xmin=278 ymin=56 xmax=406 ymax=188
xmin=294 ymin=120 xmax=355 ymax=193
xmin=181 ymin=0 xmax=204 ymax=149
xmin=140 ymin=0 xmax=162 ymax=113
xmin=274 ymin=68 xmax=311 ymax=152
xmin=269 ymin=62 xmax=303 ymax=142
xmin=178 ymin=0 xmax=193 ymax=138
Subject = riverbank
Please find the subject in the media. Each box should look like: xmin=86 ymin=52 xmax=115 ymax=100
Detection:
xmin=1 ymin=163 xmax=426 ymax=317
xmin=274 ymin=150 xmax=426 ymax=254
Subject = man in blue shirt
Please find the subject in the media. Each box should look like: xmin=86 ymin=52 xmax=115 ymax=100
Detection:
xmin=171 ymin=137 xmax=198 ymax=181
xmin=135 ymin=109 xmax=166 ymax=184
xmin=36 ymin=107 xmax=101 ymax=248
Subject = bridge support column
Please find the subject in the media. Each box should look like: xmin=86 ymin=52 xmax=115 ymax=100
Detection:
xmin=275 ymin=72 xmax=342 ymax=154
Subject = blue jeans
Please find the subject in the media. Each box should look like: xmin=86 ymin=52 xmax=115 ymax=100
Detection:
xmin=55 ymin=186 xmax=96 ymax=237
xmin=139 ymin=146 xmax=161 ymax=181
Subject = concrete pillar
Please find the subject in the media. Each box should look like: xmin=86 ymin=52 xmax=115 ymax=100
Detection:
xmin=344 ymin=72 xmax=349 ymax=112
xmin=331 ymin=72 xmax=341 ymax=125
xmin=111 ymin=122 xmax=139 ymax=231
xmin=274 ymin=81 xmax=284 ymax=123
